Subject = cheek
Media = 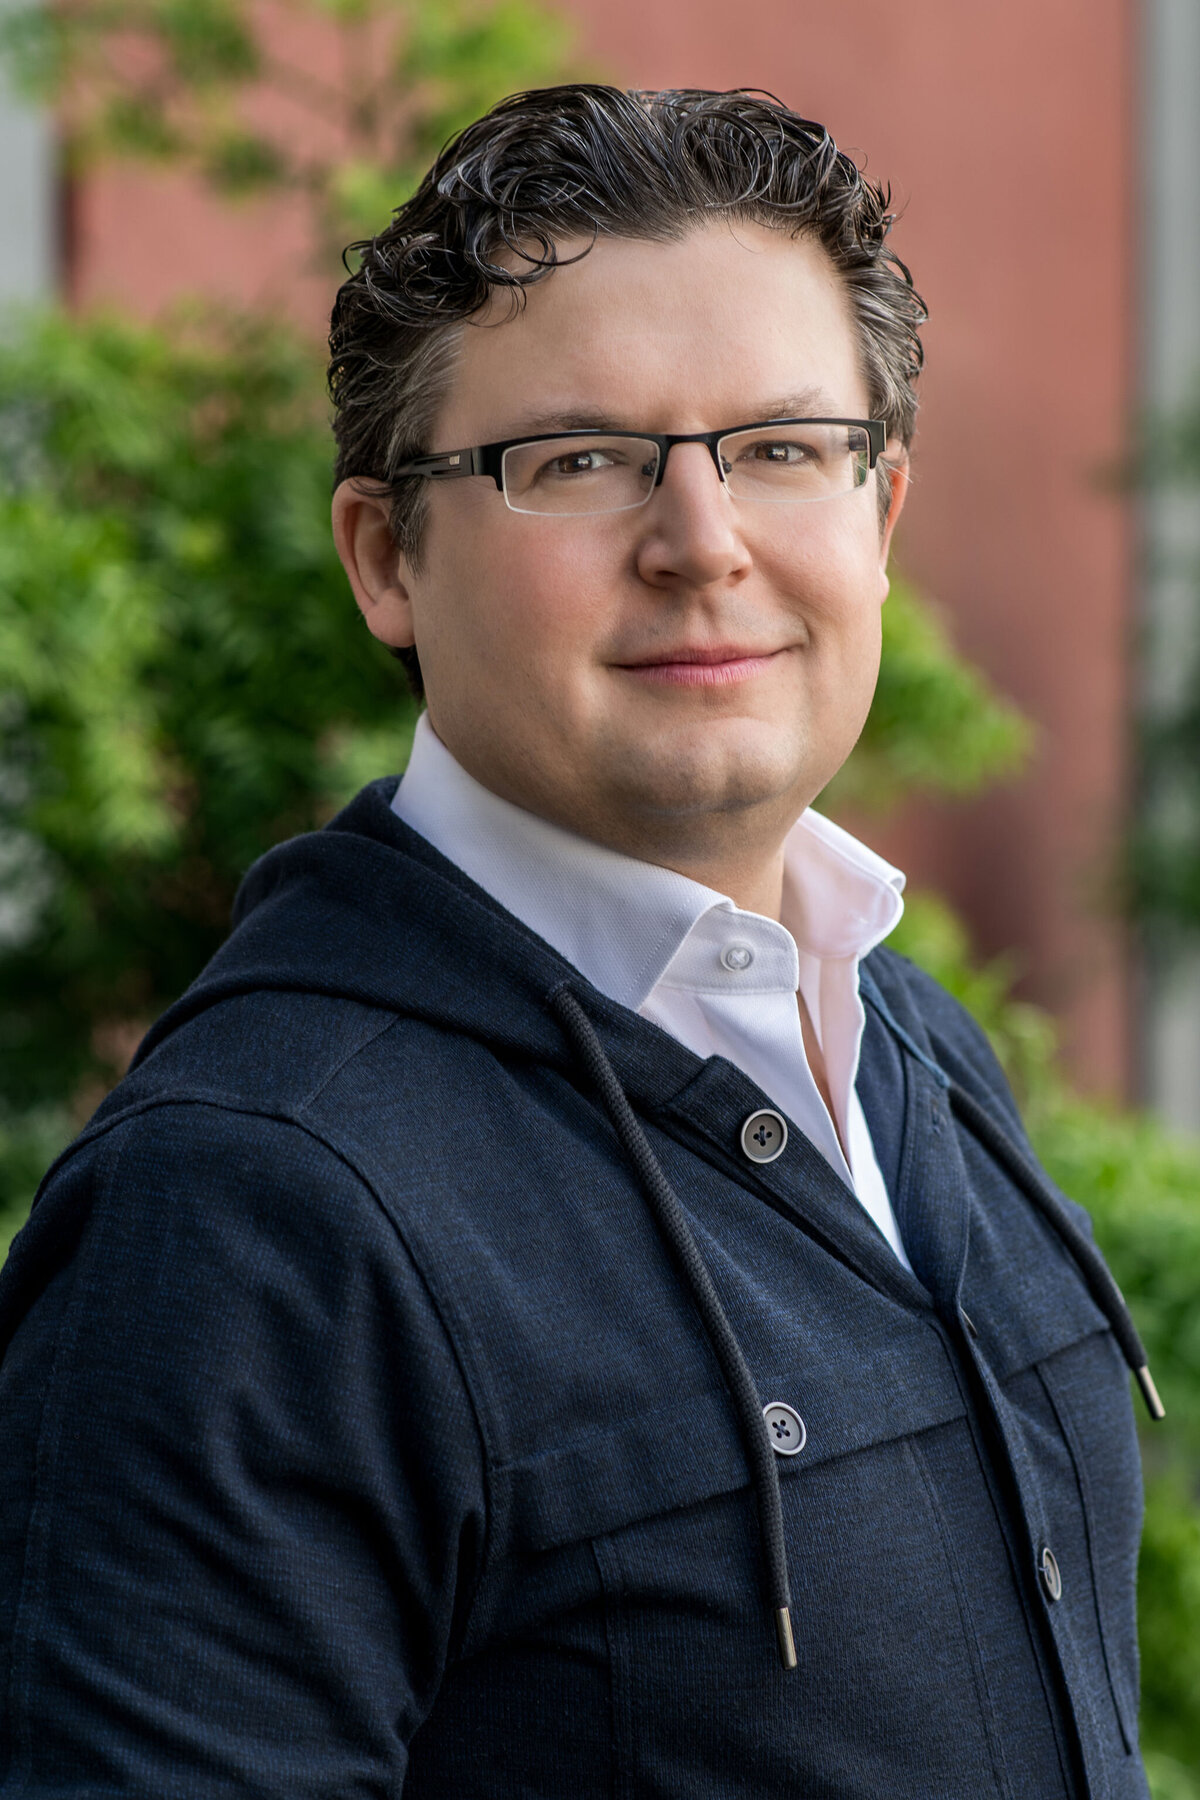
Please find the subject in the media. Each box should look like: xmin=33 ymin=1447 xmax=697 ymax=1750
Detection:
xmin=422 ymin=507 xmax=616 ymax=688
xmin=766 ymin=501 xmax=886 ymax=611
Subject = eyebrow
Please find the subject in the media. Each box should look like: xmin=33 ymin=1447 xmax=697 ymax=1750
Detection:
xmin=506 ymin=407 xmax=630 ymax=435
xmin=500 ymin=388 xmax=847 ymax=440
xmin=751 ymin=389 xmax=843 ymax=420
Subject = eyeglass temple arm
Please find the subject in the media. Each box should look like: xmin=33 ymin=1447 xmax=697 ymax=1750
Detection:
xmin=392 ymin=447 xmax=500 ymax=487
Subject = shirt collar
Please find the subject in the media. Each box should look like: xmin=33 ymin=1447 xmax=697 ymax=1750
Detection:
xmin=392 ymin=713 xmax=904 ymax=1009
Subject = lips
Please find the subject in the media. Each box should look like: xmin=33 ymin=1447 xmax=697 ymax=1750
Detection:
xmin=614 ymin=644 xmax=786 ymax=687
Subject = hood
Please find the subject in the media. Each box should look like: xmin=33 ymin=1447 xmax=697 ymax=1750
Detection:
xmin=132 ymin=777 xmax=605 ymax=1079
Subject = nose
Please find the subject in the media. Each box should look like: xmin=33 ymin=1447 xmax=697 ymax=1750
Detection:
xmin=634 ymin=441 xmax=752 ymax=590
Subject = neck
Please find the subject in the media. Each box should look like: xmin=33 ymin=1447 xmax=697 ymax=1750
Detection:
xmin=537 ymin=801 xmax=795 ymax=922
xmin=648 ymin=843 xmax=787 ymax=919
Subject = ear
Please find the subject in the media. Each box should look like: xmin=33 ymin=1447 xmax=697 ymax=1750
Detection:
xmin=332 ymin=480 xmax=416 ymax=648
xmin=876 ymin=447 xmax=910 ymax=602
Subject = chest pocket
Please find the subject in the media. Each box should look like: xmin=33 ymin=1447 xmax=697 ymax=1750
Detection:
xmin=494 ymin=1170 xmax=1118 ymax=1562
xmin=495 ymin=1298 xmax=972 ymax=1556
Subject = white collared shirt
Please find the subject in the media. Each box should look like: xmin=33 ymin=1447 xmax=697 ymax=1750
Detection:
xmin=393 ymin=714 xmax=910 ymax=1265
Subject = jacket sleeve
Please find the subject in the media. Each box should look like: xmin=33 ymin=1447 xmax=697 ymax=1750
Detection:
xmin=0 ymin=1102 xmax=488 ymax=1796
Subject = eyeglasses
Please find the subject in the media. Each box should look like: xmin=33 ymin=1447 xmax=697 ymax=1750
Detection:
xmin=392 ymin=418 xmax=886 ymax=517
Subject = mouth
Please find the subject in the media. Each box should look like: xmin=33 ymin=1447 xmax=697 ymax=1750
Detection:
xmin=613 ymin=644 xmax=788 ymax=688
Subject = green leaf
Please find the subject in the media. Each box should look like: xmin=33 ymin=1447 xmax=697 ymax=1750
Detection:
xmin=327 ymin=155 xmax=420 ymax=241
xmin=155 ymin=0 xmax=260 ymax=85
xmin=398 ymin=0 xmax=576 ymax=158
xmin=828 ymin=574 xmax=1032 ymax=809
xmin=203 ymin=129 xmax=288 ymax=194
xmin=1147 ymin=1748 xmax=1200 ymax=1800
xmin=0 ymin=4 xmax=72 ymax=100
xmin=0 ymin=1106 xmax=71 ymax=1249
xmin=101 ymin=93 xmax=184 ymax=161
xmin=317 ymin=718 xmax=417 ymax=811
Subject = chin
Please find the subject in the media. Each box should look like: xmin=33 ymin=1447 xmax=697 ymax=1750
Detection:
xmin=608 ymin=725 xmax=808 ymax=823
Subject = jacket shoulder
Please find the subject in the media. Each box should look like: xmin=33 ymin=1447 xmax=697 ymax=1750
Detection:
xmin=91 ymin=988 xmax=401 ymax=1131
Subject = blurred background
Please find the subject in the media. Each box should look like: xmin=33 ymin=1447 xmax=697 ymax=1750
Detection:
xmin=0 ymin=0 xmax=1198 ymax=1786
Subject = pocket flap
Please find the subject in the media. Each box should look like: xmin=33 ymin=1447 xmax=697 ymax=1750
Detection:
xmin=497 ymin=1343 xmax=973 ymax=1552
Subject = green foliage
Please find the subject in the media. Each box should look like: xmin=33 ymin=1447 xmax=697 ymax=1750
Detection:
xmin=0 ymin=1107 xmax=70 ymax=1260
xmin=829 ymin=575 xmax=1032 ymax=809
xmin=0 ymin=0 xmax=578 ymax=257
xmin=1146 ymin=1754 xmax=1200 ymax=1800
xmin=1038 ymin=1103 xmax=1200 ymax=1455
xmin=1044 ymin=1104 xmax=1200 ymax=1786
xmin=1130 ymin=713 xmax=1200 ymax=941
xmin=1138 ymin=1471 xmax=1200 ymax=1785
xmin=0 ymin=307 xmax=417 ymax=1132
xmin=1129 ymin=393 xmax=1200 ymax=943
xmin=1034 ymin=1088 xmax=1200 ymax=1789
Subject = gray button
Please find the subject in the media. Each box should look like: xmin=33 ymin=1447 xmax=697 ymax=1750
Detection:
xmin=741 ymin=1109 xmax=788 ymax=1163
xmin=720 ymin=942 xmax=755 ymax=972
xmin=764 ymin=1401 xmax=807 ymax=1456
xmin=1039 ymin=1545 xmax=1062 ymax=1602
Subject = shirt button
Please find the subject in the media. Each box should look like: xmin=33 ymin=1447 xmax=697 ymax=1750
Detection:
xmin=741 ymin=1109 xmax=788 ymax=1163
xmin=764 ymin=1401 xmax=807 ymax=1456
xmin=1038 ymin=1545 xmax=1063 ymax=1602
xmin=720 ymin=942 xmax=755 ymax=972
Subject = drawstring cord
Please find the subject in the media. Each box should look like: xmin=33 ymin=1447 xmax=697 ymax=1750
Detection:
xmin=858 ymin=968 xmax=1165 ymax=1424
xmin=550 ymin=986 xmax=798 ymax=1673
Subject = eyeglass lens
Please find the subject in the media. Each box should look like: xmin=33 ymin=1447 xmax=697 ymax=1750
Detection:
xmin=500 ymin=424 xmax=873 ymax=516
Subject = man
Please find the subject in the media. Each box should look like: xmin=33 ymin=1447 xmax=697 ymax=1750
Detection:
xmin=0 ymin=85 xmax=1158 ymax=1797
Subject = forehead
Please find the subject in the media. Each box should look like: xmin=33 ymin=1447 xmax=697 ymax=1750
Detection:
xmin=438 ymin=222 xmax=869 ymax=440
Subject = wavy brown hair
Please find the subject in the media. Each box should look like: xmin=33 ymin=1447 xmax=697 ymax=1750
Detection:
xmin=329 ymin=85 xmax=927 ymax=695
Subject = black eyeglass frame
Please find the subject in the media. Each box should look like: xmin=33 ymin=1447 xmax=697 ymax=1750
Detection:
xmin=392 ymin=417 xmax=888 ymax=498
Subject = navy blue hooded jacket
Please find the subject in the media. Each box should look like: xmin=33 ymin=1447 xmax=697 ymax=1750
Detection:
xmin=0 ymin=779 xmax=1150 ymax=1797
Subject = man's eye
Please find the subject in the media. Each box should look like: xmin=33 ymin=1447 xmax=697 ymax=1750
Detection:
xmin=541 ymin=449 xmax=615 ymax=478
xmin=743 ymin=438 xmax=816 ymax=465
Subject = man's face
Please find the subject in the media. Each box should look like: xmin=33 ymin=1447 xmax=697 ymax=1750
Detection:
xmin=337 ymin=223 xmax=906 ymax=867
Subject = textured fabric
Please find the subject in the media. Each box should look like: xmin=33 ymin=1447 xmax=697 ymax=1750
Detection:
xmin=0 ymin=779 xmax=1148 ymax=1799
xmin=394 ymin=713 xmax=908 ymax=1258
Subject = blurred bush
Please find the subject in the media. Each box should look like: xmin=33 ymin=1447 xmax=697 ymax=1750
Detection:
xmin=1127 ymin=394 xmax=1200 ymax=947
xmin=826 ymin=572 xmax=1031 ymax=808
xmin=0 ymin=308 xmax=419 ymax=1153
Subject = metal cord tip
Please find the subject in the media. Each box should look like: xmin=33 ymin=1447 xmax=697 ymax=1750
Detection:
xmin=1136 ymin=1365 xmax=1166 ymax=1422
xmin=774 ymin=1606 xmax=798 ymax=1671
